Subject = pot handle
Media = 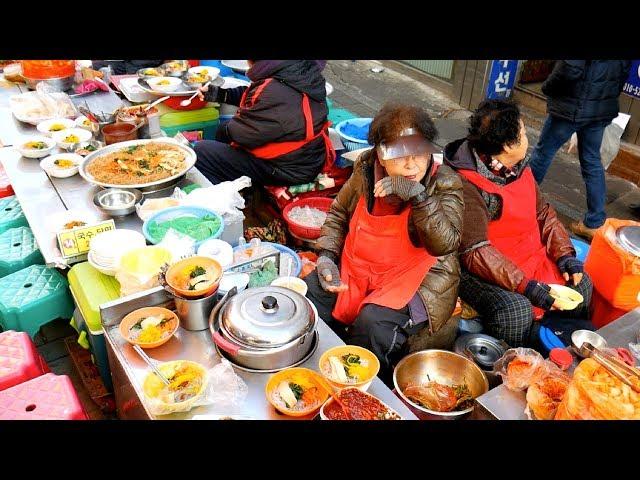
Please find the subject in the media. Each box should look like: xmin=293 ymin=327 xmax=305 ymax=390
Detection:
xmin=208 ymin=286 xmax=237 ymax=341
xmin=212 ymin=331 xmax=241 ymax=355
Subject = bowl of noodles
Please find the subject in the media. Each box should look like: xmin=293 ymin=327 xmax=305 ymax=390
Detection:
xmin=142 ymin=360 xmax=208 ymax=415
xmin=318 ymin=345 xmax=380 ymax=392
xmin=79 ymin=139 xmax=196 ymax=191
xmin=119 ymin=306 xmax=179 ymax=349
xmin=265 ymin=367 xmax=329 ymax=417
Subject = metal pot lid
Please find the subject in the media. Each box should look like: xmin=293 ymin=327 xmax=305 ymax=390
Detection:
xmin=454 ymin=333 xmax=506 ymax=369
xmin=220 ymin=286 xmax=314 ymax=348
xmin=615 ymin=226 xmax=640 ymax=257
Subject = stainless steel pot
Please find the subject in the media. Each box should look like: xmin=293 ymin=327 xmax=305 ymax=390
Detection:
xmin=454 ymin=333 xmax=508 ymax=389
xmin=208 ymin=286 xmax=317 ymax=371
xmin=174 ymin=290 xmax=218 ymax=331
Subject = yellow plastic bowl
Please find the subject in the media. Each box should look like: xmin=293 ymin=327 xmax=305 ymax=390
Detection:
xmin=265 ymin=367 xmax=329 ymax=417
xmin=119 ymin=306 xmax=179 ymax=349
xmin=142 ymin=360 xmax=208 ymax=414
xmin=119 ymin=246 xmax=172 ymax=276
xmin=165 ymin=256 xmax=222 ymax=299
xmin=549 ymin=284 xmax=584 ymax=310
xmin=318 ymin=345 xmax=380 ymax=392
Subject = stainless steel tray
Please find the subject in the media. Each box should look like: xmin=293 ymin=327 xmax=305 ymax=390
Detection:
xmin=137 ymin=76 xmax=224 ymax=97
xmin=78 ymin=138 xmax=196 ymax=192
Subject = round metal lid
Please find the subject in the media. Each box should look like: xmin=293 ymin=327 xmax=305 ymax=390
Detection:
xmin=616 ymin=226 xmax=640 ymax=257
xmin=454 ymin=334 xmax=506 ymax=369
xmin=220 ymin=286 xmax=314 ymax=348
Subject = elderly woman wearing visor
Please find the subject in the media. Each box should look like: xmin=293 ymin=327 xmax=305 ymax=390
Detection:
xmin=305 ymin=104 xmax=464 ymax=383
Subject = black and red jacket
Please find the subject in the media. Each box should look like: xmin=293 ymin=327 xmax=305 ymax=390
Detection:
xmin=208 ymin=60 xmax=332 ymax=184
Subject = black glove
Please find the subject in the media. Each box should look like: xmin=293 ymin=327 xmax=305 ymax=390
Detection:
xmin=523 ymin=280 xmax=555 ymax=310
xmin=557 ymin=255 xmax=584 ymax=276
xmin=376 ymin=176 xmax=425 ymax=202
xmin=202 ymin=85 xmax=220 ymax=103
xmin=317 ymin=255 xmax=341 ymax=291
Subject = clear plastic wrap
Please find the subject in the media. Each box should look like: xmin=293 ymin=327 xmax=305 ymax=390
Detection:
xmin=493 ymin=347 xmax=546 ymax=391
xmin=142 ymin=358 xmax=248 ymax=416
xmin=9 ymin=83 xmax=77 ymax=125
xmin=157 ymin=228 xmax=196 ymax=262
xmin=525 ymin=364 xmax=571 ymax=420
xmin=555 ymin=358 xmax=640 ymax=420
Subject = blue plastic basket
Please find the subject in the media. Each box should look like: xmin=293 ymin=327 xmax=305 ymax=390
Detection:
xmin=335 ymin=118 xmax=373 ymax=152
xmin=233 ymin=242 xmax=302 ymax=277
xmin=142 ymin=206 xmax=224 ymax=248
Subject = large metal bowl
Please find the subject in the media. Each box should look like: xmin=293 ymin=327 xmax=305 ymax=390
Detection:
xmin=393 ymin=350 xmax=489 ymax=419
xmin=93 ymin=188 xmax=143 ymax=217
xmin=571 ymin=329 xmax=607 ymax=358
xmin=79 ymin=138 xmax=196 ymax=193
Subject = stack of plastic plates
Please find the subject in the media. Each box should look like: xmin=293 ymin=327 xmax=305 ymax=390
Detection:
xmin=88 ymin=229 xmax=146 ymax=276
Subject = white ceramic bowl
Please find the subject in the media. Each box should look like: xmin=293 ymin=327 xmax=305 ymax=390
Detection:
xmin=271 ymin=276 xmax=308 ymax=296
xmin=74 ymin=115 xmax=96 ymax=132
xmin=37 ymin=118 xmax=76 ymax=137
xmin=221 ymin=60 xmax=250 ymax=73
xmin=197 ymin=238 xmax=234 ymax=267
xmin=88 ymin=250 xmax=118 ymax=276
xmin=146 ymin=76 xmax=182 ymax=93
xmin=218 ymin=272 xmax=250 ymax=295
xmin=40 ymin=153 xmax=83 ymax=178
xmin=52 ymin=128 xmax=92 ymax=150
xmin=15 ymin=135 xmax=56 ymax=159
xmin=188 ymin=66 xmax=220 ymax=80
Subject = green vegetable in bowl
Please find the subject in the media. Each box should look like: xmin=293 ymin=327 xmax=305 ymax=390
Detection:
xmin=190 ymin=266 xmax=206 ymax=278
xmin=147 ymin=214 xmax=222 ymax=243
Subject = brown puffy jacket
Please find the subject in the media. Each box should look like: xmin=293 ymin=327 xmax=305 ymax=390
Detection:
xmin=443 ymin=139 xmax=575 ymax=292
xmin=316 ymin=149 xmax=464 ymax=339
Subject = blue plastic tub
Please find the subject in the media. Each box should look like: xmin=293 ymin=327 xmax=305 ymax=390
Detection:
xmin=570 ymin=237 xmax=590 ymax=262
xmin=538 ymin=325 xmax=565 ymax=356
xmin=335 ymin=118 xmax=373 ymax=152
xmin=142 ymin=206 xmax=224 ymax=248
xmin=233 ymin=242 xmax=302 ymax=277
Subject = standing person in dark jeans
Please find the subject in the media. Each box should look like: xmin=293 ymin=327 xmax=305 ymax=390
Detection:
xmin=528 ymin=60 xmax=632 ymax=240
xmin=194 ymin=60 xmax=333 ymax=186
xmin=305 ymin=104 xmax=463 ymax=385
xmin=444 ymin=99 xmax=594 ymax=348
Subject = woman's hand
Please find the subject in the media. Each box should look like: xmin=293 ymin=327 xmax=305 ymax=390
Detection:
xmin=374 ymin=176 xmax=425 ymax=201
xmin=557 ymin=256 xmax=584 ymax=286
xmin=197 ymin=84 xmax=218 ymax=102
xmin=317 ymin=256 xmax=348 ymax=293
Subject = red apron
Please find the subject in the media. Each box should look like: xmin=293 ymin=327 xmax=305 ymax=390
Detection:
xmin=332 ymin=197 xmax=438 ymax=325
xmin=459 ymin=167 xmax=565 ymax=319
xmin=231 ymin=78 xmax=336 ymax=172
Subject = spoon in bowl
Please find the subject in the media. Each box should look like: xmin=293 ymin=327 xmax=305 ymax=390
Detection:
xmin=180 ymin=81 xmax=211 ymax=107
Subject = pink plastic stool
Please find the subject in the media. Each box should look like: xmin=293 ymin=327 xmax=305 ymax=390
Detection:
xmin=0 ymin=330 xmax=49 ymax=391
xmin=0 ymin=373 xmax=88 ymax=419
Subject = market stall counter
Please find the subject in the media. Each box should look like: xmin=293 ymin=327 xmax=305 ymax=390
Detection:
xmin=101 ymin=286 xmax=419 ymax=420
xmin=475 ymin=307 xmax=640 ymax=419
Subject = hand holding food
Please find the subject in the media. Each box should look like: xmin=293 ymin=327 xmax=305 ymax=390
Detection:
xmin=557 ymin=256 xmax=584 ymax=286
xmin=317 ymin=255 xmax=347 ymax=293
xmin=524 ymin=280 xmax=558 ymax=310
xmin=373 ymin=175 xmax=425 ymax=201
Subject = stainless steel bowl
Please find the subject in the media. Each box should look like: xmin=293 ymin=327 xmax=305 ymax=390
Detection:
xmin=571 ymin=330 xmax=607 ymax=358
xmin=160 ymin=61 xmax=189 ymax=77
xmin=24 ymin=75 xmax=75 ymax=92
xmin=393 ymin=349 xmax=489 ymax=420
xmin=93 ymin=188 xmax=143 ymax=217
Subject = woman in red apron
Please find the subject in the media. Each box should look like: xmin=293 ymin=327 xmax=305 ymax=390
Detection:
xmin=305 ymin=104 xmax=464 ymax=384
xmin=193 ymin=60 xmax=333 ymax=187
xmin=444 ymin=99 xmax=594 ymax=348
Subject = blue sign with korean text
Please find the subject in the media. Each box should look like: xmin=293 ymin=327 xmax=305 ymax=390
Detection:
xmin=622 ymin=60 xmax=640 ymax=99
xmin=486 ymin=60 xmax=518 ymax=99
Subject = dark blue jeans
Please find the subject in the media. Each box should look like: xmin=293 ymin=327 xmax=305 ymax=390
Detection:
xmin=529 ymin=115 xmax=609 ymax=228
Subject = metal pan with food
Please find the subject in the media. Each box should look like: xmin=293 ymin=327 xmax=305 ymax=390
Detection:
xmin=78 ymin=139 xmax=196 ymax=192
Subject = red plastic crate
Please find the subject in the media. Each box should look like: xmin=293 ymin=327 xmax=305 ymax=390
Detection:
xmin=0 ymin=330 xmax=48 ymax=391
xmin=0 ymin=373 xmax=88 ymax=420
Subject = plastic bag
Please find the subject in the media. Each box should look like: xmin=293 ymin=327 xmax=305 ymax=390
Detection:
xmin=142 ymin=358 xmax=247 ymax=416
xmin=175 ymin=176 xmax=251 ymax=224
xmin=298 ymin=251 xmax=318 ymax=279
xmin=493 ymin=347 xmax=545 ymax=391
xmin=157 ymin=228 xmax=196 ymax=262
xmin=9 ymin=83 xmax=77 ymax=125
xmin=136 ymin=196 xmax=183 ymax=222
xmin=566 ymin=113 xmax=631 ymax=170
xmin=555 ymin=358 xmax=640 ymax=420
xmin=525 ymin=364 xmax=571 ymax=420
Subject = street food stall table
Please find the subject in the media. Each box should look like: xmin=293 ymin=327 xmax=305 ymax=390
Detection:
xmin=475 ymin=307 xmax=640 ymax=419
xmin=100 ymin=286 xmax=419 ymax=420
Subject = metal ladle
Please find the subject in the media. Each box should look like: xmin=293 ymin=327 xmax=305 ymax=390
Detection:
xmin=578 ymin=341 xmax=640 ymax=394
xmin=133 ymin=344 xmax=171 ymax=386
